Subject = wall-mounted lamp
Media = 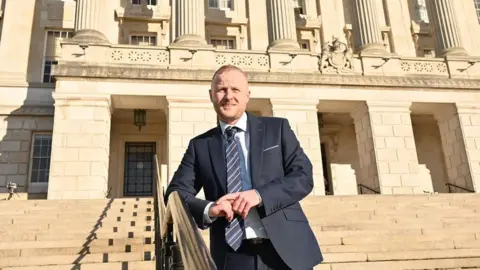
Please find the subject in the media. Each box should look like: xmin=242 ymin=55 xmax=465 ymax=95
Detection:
xmin=134 ymin=109 xmax=146 ymax=131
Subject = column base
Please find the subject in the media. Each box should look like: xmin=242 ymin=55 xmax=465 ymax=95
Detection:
xmin=268 ymin=39 xmax=300 ymax=51
xmin=173 ymin=34 xmax=210 ymax=47
xmin=357 ymin=43 xmax=388 ymax=56
xmin=440 ymin=47 xmax=468 ymax=57
xmin=71 ymin=29 xmax=110 ymax=44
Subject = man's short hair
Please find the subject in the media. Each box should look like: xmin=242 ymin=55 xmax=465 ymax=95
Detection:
xmin=211 ymin=65 xmax=248 ymax=83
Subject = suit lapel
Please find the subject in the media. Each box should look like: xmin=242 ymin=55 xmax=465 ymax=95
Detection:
xmin=248 ymin=114 xmax=265 ymax=188
xmin=209 ymin=126 xmax=227 ymax=194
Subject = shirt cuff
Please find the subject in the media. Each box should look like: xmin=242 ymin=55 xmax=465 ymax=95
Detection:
xmin=254 ymin=189 xmax=263 ymax=207
xmin=203 ymin=201 xmax=217 ymax=224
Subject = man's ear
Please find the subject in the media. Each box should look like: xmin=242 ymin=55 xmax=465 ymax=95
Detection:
xmin=208 ymin=89 xmax=214 ymax=102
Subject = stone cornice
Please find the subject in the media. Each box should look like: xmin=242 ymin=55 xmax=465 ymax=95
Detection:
xmin=0 ymin=105 xmax=54 ymax=116
xmin=52 ymin=63 xmax=480 ymax=90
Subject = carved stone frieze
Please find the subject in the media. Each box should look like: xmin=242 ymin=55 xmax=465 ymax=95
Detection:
xmin=52 ymin=62 xmax=480 ymax=90
xmin=319 ymin=37 xmax=354 ymax=74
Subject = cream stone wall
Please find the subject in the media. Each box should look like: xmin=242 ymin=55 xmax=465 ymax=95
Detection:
xmin=47 ymin=94 xmax=112 ymax=199
xmin=0 ymin=115 xmax=53 ymax=198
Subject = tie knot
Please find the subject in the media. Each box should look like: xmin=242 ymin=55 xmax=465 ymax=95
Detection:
xmin=225 ymin=126 xmax=239 ymax=140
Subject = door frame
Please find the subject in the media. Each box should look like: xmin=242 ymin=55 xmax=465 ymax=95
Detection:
xmin=123 ymin=141 xmax=157 ymax=197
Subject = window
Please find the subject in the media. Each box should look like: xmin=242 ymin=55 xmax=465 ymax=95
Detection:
xmin=475 ymin=0 xmax=480 ymax=23
xmin=299 ymin=40 xmax=310 ymax=51
xmin=423 ymin=49 xmax=435 ymax=58
xmin=209 ymin=0 xmax=232 ymax=10
xmin=293 ymin=0 xmax=304 ymax=16
xmin=130 ymin=34 xmax=157 ymax=46
xmin=415 ymin=0 xmax=429 ymax=23
xmin=132 ymin=0 xmax=157 ymax=5
xmin=209 ymin=38 xmax=236 ymax=49
xmin=43 ymin=60 xmax=58 ymax=83
xmin=30 ymin=134 xmax=52 ymax=184
xmin=43 ymin=29 xmax=74 ymax=83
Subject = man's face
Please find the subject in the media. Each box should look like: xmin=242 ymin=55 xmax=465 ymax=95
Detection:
xmin=209 ymin=69 xmax=250 ymax=124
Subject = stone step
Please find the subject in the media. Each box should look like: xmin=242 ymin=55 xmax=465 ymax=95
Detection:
xmin=0 ymin=230 xmax=155 ymax=242
xmin=320 ymin=240 xmax=456 ymax=253
xmin=319 ymin=257 xmax=480 ymax=270
xmin=0 ymin=244 xmax=155 ymax=258
xmin=0 ymin=260 xmax=155 ymax=270
xmin=0 ymin=215 xmax=154 ymax=226
xmin=0 ymin=206 xmax=154 ymax=219
xmin=1 ymin=219 xmax=154 ymax=231
xmin=323 ymin=248 xmax=480 ymax=263
xmin=0 ymin=238 xmax=154 ymax=251
xmin=0 ymin=252 xmax=155 ymax=268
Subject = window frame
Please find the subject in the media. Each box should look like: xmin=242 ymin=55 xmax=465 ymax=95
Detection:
xmin=27 ymin=132 xmax=53 ymax=194
xmin=129 ymin=33 xmax=158 ymax=46
xmin=209 ymin=37 xmax=236 ymax=49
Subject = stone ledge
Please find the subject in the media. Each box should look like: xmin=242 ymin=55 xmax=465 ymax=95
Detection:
xmin=51 ymin=62 xmax=480 ymax=90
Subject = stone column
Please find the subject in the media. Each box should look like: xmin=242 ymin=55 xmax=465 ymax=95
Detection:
xmin=350 ymin=101 xmax=432 ymax=195
xmin=0 ymin=0 xmax=36 ymax=83
xmin=269 ymin=99 xmax=325 ymax=196
xmin=166 ymin=97 xmax=217 ymax=196
xmin=350 ymin=0 xmax=386 ymax=54
xmin=72 ymin=0 xmax=109 ymax=43
xmin=47 ymin=94 xmax=112 ymax=199
xmin=426 ymin=0 xmax=468 ymax=57
xmin=173 ymin=0 xmax=207 ymax=46
xmin=434 ymin=103 xmax=480 ymax=193
xmin=267 ymin=0 xmax=299 ymax=50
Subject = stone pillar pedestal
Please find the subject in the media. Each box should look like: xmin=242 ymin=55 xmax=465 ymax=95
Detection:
xmin=426 ymin=0 xmax=468 ymax=57
xmin=350 ymin=0 xmax=386 ymax=54
xmin=173 ymin=0 xmax=208 ymax=46
xmin=72 ymin=0 xmax=109 ymax=44
xmin=350 ymin=101 xmax=432 ymax=195
xmin=434 ymin=103 xmax=480 ymax=193
xmin=267 ymin=0 xmax=299 ymax=50
xmin=166 ymin=97 xmax=217 ymax=197
xmin=269 ymin=99 xmax=325 ymax=196
xmin=48 ymin=94 xmax=112 ymax=199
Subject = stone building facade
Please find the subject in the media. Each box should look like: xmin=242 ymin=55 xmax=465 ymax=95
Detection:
xmin=1 ymin=0 xmax=480 ymax=200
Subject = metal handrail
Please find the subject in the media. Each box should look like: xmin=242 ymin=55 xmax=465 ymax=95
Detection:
xmin=162 ymin=191 xmax=217 ymax=270
xmin=357 ymin=184 xmax=380 ymax=194
xmin=154 ymin=155 xmax=216 ymax=270
xmin=445 ymin=183 xmax=474 ymax=193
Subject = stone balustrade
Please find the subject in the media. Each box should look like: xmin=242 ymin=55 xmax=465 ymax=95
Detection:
xmin=56 ymin=40 xmax=480 ymax=80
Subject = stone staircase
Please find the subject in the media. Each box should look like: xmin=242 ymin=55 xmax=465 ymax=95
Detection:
xmin=200 ymin=193 xmax=480 ymax=270
xmin=1 ymin=194 xmax=480 ymax=270
xmin=0 ymin=197 xmax=156 ymax=270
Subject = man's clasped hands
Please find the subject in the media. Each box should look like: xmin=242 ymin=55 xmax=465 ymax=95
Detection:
xmin=208 ymin=190 xmax=261 ymax=221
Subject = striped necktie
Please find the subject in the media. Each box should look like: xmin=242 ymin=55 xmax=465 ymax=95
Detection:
xmin=224 ymin=126 xmax=244 ymax=251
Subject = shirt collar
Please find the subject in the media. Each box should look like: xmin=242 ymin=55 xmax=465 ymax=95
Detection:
xmin=219 ymin=112 xmax=248 ymax=135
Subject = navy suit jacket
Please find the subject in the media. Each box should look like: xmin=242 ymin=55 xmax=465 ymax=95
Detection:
xmin=165 ymin=113 xmax=323 ymax=270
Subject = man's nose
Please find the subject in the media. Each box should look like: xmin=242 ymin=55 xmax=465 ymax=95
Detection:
xmin=224 ymin=89 xmax=234 ymax=99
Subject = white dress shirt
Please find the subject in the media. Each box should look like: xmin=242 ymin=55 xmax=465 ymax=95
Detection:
xmin=203 ymin=112 xmax=268 ymax=239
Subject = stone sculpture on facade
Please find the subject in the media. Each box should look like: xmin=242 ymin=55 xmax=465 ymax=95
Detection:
xmin=319 ymin=37 xmax=354 ymax=74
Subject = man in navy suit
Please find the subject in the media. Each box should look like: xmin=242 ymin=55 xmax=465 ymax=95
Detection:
xmin=165 ymin=65 xmax=323 ymax=270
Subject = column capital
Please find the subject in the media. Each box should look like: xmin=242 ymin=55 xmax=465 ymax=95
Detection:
xmin=166 ymin=96 xmax=212 ymax=109
xmin=269 ymin=99 xmax=319 ymax=110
